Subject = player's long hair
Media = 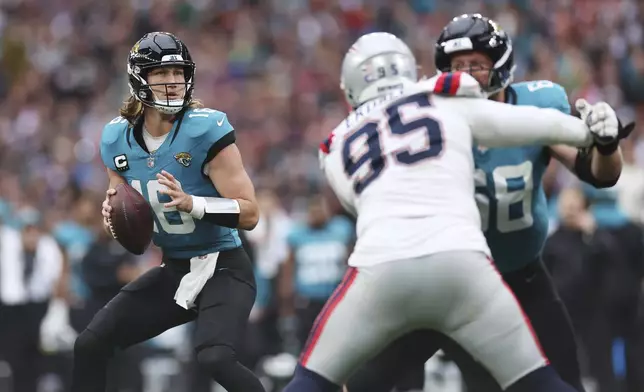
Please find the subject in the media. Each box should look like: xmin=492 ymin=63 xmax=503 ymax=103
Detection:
xmin=119 ymin=96 xmax=205 ymax=125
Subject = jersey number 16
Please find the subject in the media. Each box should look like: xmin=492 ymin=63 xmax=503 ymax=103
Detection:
xmin=342 ymin=93 xmax=444 ymax=194
xmin=131 ymin=179 xmax=196 ymax=235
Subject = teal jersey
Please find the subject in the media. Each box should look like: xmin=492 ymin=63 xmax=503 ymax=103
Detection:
xmin=288 ymin=216 xmax=354 ymax=300
xmin=53 ymin=221 xmax=96 ymax=299
xmin=582 ymin=185 xmax=630 ymax=228
xmin=474 ymin=80 xmax=570 ymax=272
xmin=100 ymin=108 xmax=241 ymax=259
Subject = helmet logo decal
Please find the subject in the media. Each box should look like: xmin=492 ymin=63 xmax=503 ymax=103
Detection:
xmin=161 ymin=54 xmax=184 ymax=62
xmin=443 ymin=37 xmax=474 ymax=54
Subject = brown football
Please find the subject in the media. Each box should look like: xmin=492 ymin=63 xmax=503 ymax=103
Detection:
xmin=108 ymin=183 xmax=154 ymax=255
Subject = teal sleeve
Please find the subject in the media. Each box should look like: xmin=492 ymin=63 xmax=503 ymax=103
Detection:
xmin=550 ymin=83 xmax=571 ymax=115
xmin=100 ymin=118 xmax=128 ymax=171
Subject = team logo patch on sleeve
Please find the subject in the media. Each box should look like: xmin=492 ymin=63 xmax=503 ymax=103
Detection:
xmin=174 ymin=152 xmax=192 ymax=167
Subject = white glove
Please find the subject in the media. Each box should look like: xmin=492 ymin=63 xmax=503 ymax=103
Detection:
xmin=40 ymin=298 xmax=78 ymax=353
xmin=575 ymin=99 xmax=619 ymax=145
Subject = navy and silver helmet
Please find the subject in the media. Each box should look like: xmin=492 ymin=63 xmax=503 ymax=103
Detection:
xmin=340 ymin=32 xmax=418 ymax=109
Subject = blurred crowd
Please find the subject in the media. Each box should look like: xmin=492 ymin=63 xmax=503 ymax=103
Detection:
xmin=1 ymin=0 xmax=644 ymax=391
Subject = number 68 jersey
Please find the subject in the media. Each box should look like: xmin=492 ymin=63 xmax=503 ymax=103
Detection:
xmin=100 ymin=108 xmax=242 ymax=259
xmin=319 ymin=74 xmax=594 ymax=268
xmin=474 ymin=80 xmax=572 ymax=272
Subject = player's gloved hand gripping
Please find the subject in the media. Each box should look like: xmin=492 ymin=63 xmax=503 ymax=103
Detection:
xmin=575 ymin=98 xmax=635 ymax=154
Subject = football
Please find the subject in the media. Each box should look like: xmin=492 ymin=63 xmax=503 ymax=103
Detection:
xmin=108 ymin=183 xmax=154 ymax=255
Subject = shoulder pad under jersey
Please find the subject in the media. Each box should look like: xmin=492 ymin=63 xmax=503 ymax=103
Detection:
xmin=100 ymin=116 xmax=130 ymax=171
xmin=182 ymin=107 xmax=234 ymax=143
xmin=511 ymin=80 xmax=571 ymax=114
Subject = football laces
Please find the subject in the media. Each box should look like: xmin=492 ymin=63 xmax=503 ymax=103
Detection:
xmin=107 ymin=217 xmax=118 ymax=239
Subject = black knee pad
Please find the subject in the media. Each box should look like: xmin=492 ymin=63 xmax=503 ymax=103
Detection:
xmin=196 ymin=345 xmax=237 ymax=376
xmin=74 ymin=329 xmax=113 ymax=359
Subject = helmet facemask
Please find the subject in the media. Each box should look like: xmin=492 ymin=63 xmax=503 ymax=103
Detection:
xmin=435 ymin=15 xmax=516 ymax=97
xmin=128 ymin=57 xmax=195 ymax=115
xmin=483 ymin=43 xmax=516 ymax=95
xmin=438 ymin=48 xmax=516 ymax=97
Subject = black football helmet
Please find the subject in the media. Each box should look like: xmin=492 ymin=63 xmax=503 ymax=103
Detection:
xmin=435 ymin=14 xmax=515 ymax=94
xmin=127 ymin=32 xmax=195 ymax=115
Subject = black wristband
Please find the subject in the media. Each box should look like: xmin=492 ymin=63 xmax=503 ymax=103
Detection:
xmin=595 ymin=141 xmax=619 ymax=156
xmin=202 ymin=212 xmax=240 ymax=228
xmin=574 ymin=147 xmax=619 ymax=188
xmin=191 ymin=196 xmax=241 ymax=229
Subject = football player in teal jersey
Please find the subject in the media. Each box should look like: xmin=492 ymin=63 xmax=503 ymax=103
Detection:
xmin=71 ymin=32 xmax=265 ymax=392
xmin=278 ymin=195 xmax=354 ymax=350
xmin=346 ymin=14 xmax=634 ymax=392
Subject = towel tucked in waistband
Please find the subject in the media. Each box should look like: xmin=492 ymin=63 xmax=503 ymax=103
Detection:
xmin=173 ymin=252 xmax=219 ymax=310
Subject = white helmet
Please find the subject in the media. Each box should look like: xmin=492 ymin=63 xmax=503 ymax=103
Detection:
xmin=340 ymin=32 xmax=418 ymax=109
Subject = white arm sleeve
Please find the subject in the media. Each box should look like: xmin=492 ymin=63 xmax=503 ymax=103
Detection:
xmin=446 ymin=98 xmax=594 ymax=148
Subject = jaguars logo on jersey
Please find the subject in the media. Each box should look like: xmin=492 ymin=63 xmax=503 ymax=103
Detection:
xmin=174 ymin=152 xmax=192 ymax=167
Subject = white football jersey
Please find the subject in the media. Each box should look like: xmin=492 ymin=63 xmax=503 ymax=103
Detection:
xmin=320 ymin=72 xmax=594 ymax=267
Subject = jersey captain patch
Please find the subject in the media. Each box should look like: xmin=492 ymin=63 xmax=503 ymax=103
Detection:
xmin=114 ymin=154 xmax=129 ymax=172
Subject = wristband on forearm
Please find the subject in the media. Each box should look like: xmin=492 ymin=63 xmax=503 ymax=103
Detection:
xmin=595 ymin=140 xmax=619 ymax=155
xmin=596 ymin=118 xmax=637 ymax=155
xmin=574 ymin=147 xmax=619 ymax=188
xmin=190 ymin=196 xmax=240 ymax=228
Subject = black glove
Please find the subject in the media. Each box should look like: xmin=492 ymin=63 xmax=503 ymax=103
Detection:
xmin=618 ymin=119 xmax=636 ymax=140
xmin=596 ymin=119 xmax=636 ymax=155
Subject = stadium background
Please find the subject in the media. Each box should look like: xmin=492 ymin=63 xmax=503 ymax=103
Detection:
xmin=1 ymin=0 xmax=644 ymax=391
